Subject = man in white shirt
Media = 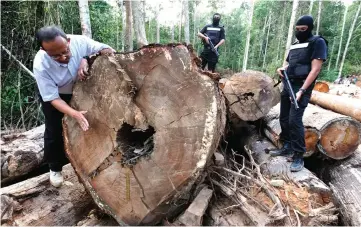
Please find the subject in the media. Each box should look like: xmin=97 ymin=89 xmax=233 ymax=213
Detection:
xmin=33 ymin=26 xmax=114 ymax=187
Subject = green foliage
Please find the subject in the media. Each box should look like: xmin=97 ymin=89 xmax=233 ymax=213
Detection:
xmin=2 ymin=0 xmax=361 ymax=130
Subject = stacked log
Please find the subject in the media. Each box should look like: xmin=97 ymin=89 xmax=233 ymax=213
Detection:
xmin=219 ymin=70 xmax=280 ymax=121
xmin=323 ymin=146 xmax=361 ymax=225
xmin=0 ymin=164 xmax=95 ymax=226
xmin=1 ymin=125 xmax=45 ymax=185
xmin=265 ymin=103 xmax=361 ymax=159
xmin=313 ymin=81 xmax=330 ymax=93
xmin=311 ymin=90 xmax=361 ymax=122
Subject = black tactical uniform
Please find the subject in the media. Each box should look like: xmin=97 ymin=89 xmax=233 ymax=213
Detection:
xmin=199 ymin=14 xmax=225 ymax=72
xmin=271 ymin=15 xmax=327 ymax=172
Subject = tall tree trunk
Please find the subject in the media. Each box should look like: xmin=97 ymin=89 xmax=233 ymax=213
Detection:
xmin=192 ymin=1 xmax=197 ymax=46
xmin=258 ymin=14 xmax=268 ymax=65
xmin=338 ymin=2 xmax=361 ymax=80
xmin=242 ymin=0 xmax=254 ymax=72
xmin=183 ymin=0 xmax=190 ymax=44
xmin=120 ymin=0 xmax=125 ymax=52
xmin=124 ymin=0 xmax=133 ymax=51
xmin=156 ymin=4 xmax=160 ymax=43
xmin=309 ymin=0 xmax=314 ymax=15
xmin=283 ymin=0 xmax=299 ymax=66
xmin=262 ymin=13 xmax=271 ymax=70
xmin=335 ymin=5 xmax=348 ymax=70
xmin=132 ymin=0 xmax=148 ymax=49
xmin=178 ymin=0 xmax=183 ymax=42
xmin=276 ymin=3 xmax=286 ymax=61
xmin=171 ymin=22 xmax=175 ymax=42
xmin=316 ymin=0 xmax=322 ymax=35
xmin=78 ymin=0 xmax=92 ymax=38
xmin=327 ymin=36 xmax=337 ymax=71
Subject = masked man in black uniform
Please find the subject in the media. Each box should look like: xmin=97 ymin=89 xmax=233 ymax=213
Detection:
xmin=270 ymin=15 xmax=328 ymax=172
xmin=197 ymin=13 xmax=225 ymax=72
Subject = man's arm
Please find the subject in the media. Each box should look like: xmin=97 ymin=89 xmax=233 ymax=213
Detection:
xmin=300 ymin=59 xmax=323 ymax=90
xmin=215 ymin=27 xmax=225 ymax=49
xmin=34 ymin=69 xmax=89 ymax=131
xmin=50 ymin=99 xmax=89 ymax=131
xmin=84 ymin=36 xmax=115 ymax=56
xmin=197 ymin=26 xmax=209 ymax=44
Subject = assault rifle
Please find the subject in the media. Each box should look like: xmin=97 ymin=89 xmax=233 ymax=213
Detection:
xmin=281 ymin=70 xmax=299 ymax=110
xmin=204 ymin=34 xmax=220 ymax=57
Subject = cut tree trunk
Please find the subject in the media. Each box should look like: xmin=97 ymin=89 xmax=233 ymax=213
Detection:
xmin=63 ymin=44 xmax=226 ymax=225
xmin=311 ymin=90 xmax=361 ymax=122
xmin=265 ymin=103 xmax=361 ymax=160
xmin=219 ymin=70 xmax=280 ymax=121
xmin=0 ymin=164 xmax=94 ymax=226
xmin=1 ymin=125 xmax=45 ymax=185
xmin=321 ymin=145 xmax=361 ymax=226
xmin=313 ymin=81 xmax=329 ymax=93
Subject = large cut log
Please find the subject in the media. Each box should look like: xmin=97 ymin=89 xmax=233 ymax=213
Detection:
xmin=265 ymin=103 xmax=361 ymax=159
xmin=0 ymin=164 xmax=94 ymax=226
xmin=311 ymin=90 xmax=361 ymax=122
xmin=219 ymin=70 xmax=280 ymax=121
xmin=1 ymin=125 xmax=45 ymax=185
xmin=321 ymin=145 xmax=361 ymax=226
xmin=243 ymin=126 xmax=337 ymax=226
xmin=63 ymin=44 xmax=226 ymax=225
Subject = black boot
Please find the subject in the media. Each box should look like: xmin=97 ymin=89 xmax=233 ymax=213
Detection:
xmin=290 ymin=152 xmax=304 ymax=172
xmin=269 ymin=143 xmax=293 ymax=157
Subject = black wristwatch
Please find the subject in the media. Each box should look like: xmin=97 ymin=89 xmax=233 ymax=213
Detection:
xmin=299 ymin=88 xmax=306 ymax=94
xmin=82 ymin=56 xmax=90 ymax=61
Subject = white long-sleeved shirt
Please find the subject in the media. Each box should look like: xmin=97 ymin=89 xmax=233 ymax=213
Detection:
xmin=33 ymin=35 xmax=111 ymax=101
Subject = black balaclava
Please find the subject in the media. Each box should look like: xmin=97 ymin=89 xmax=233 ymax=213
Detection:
xmin=295 ymin=15 xmax=314 ymax=42
xmin=212 ymin=13 xmax=221 ymax=26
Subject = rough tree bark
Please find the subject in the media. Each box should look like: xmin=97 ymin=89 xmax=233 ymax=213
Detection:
xmin=310 ymin=90 xmax=361 ymax=122
xmin=321 ymin=146 xmax=361 ymax=226
xmin=265 ymin=103 xmax=361 ymax=160
xmin=337 ymin=2 xmax=361 ymax=80
xmin=220 ymin=70 xmax=280 ymax=121
xmin=132 ymin=0 xmax=148 ymax=48
xmin=283 ymin=0 xmax=299 ymax=66
xmin=242 ymin=0 xmax=254 ymax=72
xmin=0 ymin=164 xmax=94 ymax=226
xmin=63 ymin=44 xmax=226 ymax=225
xmin=124 ymin=0 xmax=133 ymax=51
xmin=1 ymin=125 xmax=45 ymax=185
xmin=78 ymin=0 xmax=92 ymax=38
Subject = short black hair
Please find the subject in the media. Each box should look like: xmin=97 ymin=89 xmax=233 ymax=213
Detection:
xmin=35 ymin=26 xmax=67 ymax=48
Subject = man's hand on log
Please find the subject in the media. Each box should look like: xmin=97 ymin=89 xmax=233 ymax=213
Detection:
xmin=71 ymin=110 xmax=89 ymax=131
xmin=100 ymin=48 xmax=115 ymax=56
xmin=77 ymin=58 xmax=89 ymax=81
xmin=276 ymin=67 xmax=285 ymax=78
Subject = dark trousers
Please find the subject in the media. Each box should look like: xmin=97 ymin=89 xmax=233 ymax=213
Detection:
xmin=40 ymin=94 xmax=72 ymax=171
xmin=279 ymin=88 xmax=311 ymax=154
xmin=201 ymin=57 xmax=217 ymax=72
xmin=200 ymin=48 xmax=218 ymax=72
